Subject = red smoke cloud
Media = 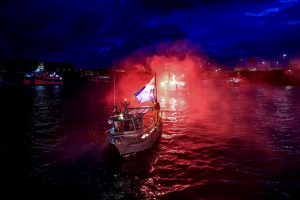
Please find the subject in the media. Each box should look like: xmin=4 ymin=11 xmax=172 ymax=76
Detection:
xmin=105 ymin=40 xmax=236 ymax=128
xmin=105 ymin=41 xmax=206 ymax=108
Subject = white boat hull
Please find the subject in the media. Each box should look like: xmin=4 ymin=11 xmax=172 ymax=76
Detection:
xmin=106 ymin=123 xmax=162 ymax=155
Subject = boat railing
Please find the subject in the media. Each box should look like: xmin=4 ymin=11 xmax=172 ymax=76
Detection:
xmin=105 ymin=130 xmax=125 ymax=143
xmin=107 ymin=128 xmax=143 ymax=136
xmin=107 ymin=129 xmax=124 ymax=136
xmin=144 ymin=122 xmax=156 ymax=132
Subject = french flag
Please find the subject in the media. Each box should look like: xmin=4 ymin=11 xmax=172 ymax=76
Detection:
xmin=134 ymin=77 xmax=155 ymax=103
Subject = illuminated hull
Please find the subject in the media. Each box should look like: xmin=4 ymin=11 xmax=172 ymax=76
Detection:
xmin=23 ymin=78 xmax=63 ymax=85
xmin=34 ymin=79 xmax=63 ymax=85
xmin=106 ymin=123 xmax=162 ymax=156
xmin=23 ymin=78 xmax=33 ymax=85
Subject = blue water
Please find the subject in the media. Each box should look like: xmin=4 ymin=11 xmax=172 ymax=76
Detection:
xmin=0 ymin=82 xmax=300 ymax=199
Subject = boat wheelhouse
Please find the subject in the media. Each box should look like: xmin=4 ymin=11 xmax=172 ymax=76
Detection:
xmin=106 ymin=100 xmax=162 ymax=156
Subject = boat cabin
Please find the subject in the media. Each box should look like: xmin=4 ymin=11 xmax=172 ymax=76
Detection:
xmin=112 ymin=115 xmax=143 ymax=133
xmin=110 ymin=106 xmax=152 ymax=134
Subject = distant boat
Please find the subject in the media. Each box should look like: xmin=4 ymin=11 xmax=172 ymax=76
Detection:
xmin=160 ymin=73 xmax=189 ymax=97
xmin=223 ymin=73 xmax=247 ymax=87
xmin=105 ymin=75 xmax=162 ymax=156
xmin=23 ymin=63 xmax=63 ymax=85
xmin=225 ymin=77 xmax=245 ymax=85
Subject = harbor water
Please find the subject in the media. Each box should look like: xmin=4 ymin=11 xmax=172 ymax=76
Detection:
xmin=1 ymin=82 xmax=300 ymax=199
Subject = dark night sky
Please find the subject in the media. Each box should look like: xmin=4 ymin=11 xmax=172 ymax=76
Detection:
xmin=1 ymin=0 xmax=300 ymax=68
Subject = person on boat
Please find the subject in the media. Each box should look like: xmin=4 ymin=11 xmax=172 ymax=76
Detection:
xmin=153 ymin=100 xmax=161 ymax=123
xmin=123 ymin=120 xmax=134 ymax=132
xmin=114 ymin=121 xmax=123 ymax=132
xmin=112 ymin=106 xmax=119 ymax=115
xmin=121 ymin=99 xmax=130 ymax=117
xmin=135 ymin=118 xmax=142 ymax=130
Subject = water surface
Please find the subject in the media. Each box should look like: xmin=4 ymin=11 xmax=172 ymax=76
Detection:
xmin=1 ymin=82 xmax=300 ymax=199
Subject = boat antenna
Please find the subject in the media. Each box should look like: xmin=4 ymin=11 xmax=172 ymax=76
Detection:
xmin=154 ymin=72 xmax=158 ymax=102
xmin=113 ymin=76 xmax=116 ymax=107
xmin=111 ymin=76 xmax=119 ymax=115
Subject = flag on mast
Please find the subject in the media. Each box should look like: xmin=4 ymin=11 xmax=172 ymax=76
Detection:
xmin=134 ymin=77 xmax=155 ymax=103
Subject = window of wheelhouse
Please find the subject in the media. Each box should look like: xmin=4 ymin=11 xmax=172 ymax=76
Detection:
xmin=134 ymin=117 xmax=143 ymax=130
xmin=123 ymin=120 xmax=135 ymax=132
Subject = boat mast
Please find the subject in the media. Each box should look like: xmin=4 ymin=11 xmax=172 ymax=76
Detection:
xmin=113 ymin=76 xmax=116 ymax=107
xmin=154 ymin=72 xmax=158 ymax=102
xmin=112 ymin=76 xmax=119 ymax=115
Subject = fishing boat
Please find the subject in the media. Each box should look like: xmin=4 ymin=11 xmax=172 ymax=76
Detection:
xmin=23 ymin=63 xmax=63 ymax=85
xmin=105 ymin=75 xmax=162 ymax=156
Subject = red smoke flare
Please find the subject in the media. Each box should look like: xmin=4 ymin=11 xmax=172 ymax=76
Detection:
xmin=105 ymin=41 xmax=250 ymax=134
